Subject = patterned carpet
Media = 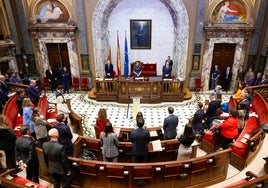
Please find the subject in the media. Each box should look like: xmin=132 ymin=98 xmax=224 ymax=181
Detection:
xmin=46 ymin=90 xmax=232 ymax=138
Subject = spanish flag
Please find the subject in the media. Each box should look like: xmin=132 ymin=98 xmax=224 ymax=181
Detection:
xmin=116 ymin=31 xmax=121 ymax=77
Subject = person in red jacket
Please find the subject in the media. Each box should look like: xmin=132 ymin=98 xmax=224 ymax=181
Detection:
xmin=217 ymin=109 xmax=239 ymax=149
xmin=95 ymin=108 xmax=109 ymax=139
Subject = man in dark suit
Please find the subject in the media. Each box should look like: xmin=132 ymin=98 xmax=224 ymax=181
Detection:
xmin=105 ymin=59 xmax=114 ymax=78
xmin=27 ymin=80 xmax=41 ymax=106
xmin=166 ymin=56 xmax=173 ymax=68
xmin=46 ymin=65 xmax=58 ymax=92
xmin=0 ymin=74 xmax=10 ymax=103
xmin=205 ymin=93 xmax=221 ymax=128
xmin=222 ymin=66 xmax=232 ymax=92
xmin=15 ymin=126 xmax=39 ymax=183
xmin=130 ymin=118 xmax=150 ymax=163
xmin=163 ymin=107 xmax=179 ymax=140
xmin=43 ymin=128 xmax=71 ymax=188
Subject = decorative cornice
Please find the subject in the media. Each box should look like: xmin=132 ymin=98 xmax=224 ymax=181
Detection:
xmin=28 ymin=23 xmax=77 ymax=32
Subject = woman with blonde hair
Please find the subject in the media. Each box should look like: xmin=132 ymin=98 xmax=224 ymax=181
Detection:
xmin=0 ymin=115 xmax=17 ymax=170
xmin=95 ymin=108 xmax=109 ymax=139
xmin=22 ymin=98 xmax=35 ymax=139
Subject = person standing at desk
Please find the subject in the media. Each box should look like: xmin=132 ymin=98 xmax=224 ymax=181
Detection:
xmin=205 ymin=93 xmax=221 ymax=129
xmin=133 ymin=61 xmax=142 ymax=78
xmin=162 ymin=60 xmax=172 ymax=92
xmin=166 ymin=56 xmax=173 ymax=67
xmin=105 ymin=59 xmax=114 ymax=91
xmin=130 ymin=118 xmax=150 ymax=163
xmin=163 ymin=107 xmax=178 ymax=140
xmin=43 ymin=128 xmax=71 ymax=188
xmin=162 ymin=60 xmax=172 ymax=79
xmin=105 ymin=59 xmax=114 ymax=78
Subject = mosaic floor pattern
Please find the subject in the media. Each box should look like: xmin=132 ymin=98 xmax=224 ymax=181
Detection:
xmin=46 ymin=91 xmax=232 ymax=138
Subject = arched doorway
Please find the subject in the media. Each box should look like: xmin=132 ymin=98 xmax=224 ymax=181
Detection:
xmin=92 ymin=0 xmax=189 ymax=80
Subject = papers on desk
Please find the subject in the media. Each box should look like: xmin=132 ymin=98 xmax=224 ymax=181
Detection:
xmin=249 ymin=112 xmax=258 ymax=118
xmin=163 ymin=78 xmax=172 ymax=81
xmin=95 ymin=78 xmax=103 ymax=81
xmin=240 ymin=133 xmax=250 ymax=144
xmin=104 ymin=78 xmax=113 ymax=81
xmin=134 ymin=77 xmax=144 ymax=80
xmin=150 ymin=130 xmax=158 ymax=137
xmin=152 ymin=139 xmax=163 ymax=151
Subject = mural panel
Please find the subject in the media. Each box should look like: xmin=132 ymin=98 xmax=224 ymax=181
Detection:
xmin=212 ymin=0 xmax=246 ymax=23
xmin=35 ymin=1 xmax=69 ymax=23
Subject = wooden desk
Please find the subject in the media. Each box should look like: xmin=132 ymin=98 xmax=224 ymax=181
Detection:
xmin=114 ymin=126 xmax=163 ymax=142
xmin=95 ymin=77 xmax=183 ymax=103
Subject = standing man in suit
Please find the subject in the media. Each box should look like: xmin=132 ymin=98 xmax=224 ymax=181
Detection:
xmin=165 ymin=56 xmax=173 ymax=68
xmin=210 ymin=65 xmax=220 ymax=90
xmin=60 ymin=67 xmax=71 ymax=94
xmin=222 ymin=66 xmax=232 ymax=92
xmin=105 ymin=59 xmax=114 ymax=78
xmin=163 ymin=107 xmax=179 ymax=140
xmin=43 ymin=128 xmax=71 ymax=188
xmin=130 ymin=118 xmax=150 ymax=163
xmin=46 ymin=65 xmax=58 ymax=92
xmin=28 ymin=80 xmax=41 ymax=106
xmin=205 ymin=93 xmax=221 ymax=128
xmin=15 ymin=126 xmax=39 ymax=183
xmin=235 ymin=65 xmax=245 ymax=91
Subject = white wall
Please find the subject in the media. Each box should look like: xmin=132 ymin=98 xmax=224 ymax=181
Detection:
xmin=108 ymin=0 xmax=174 ymax=75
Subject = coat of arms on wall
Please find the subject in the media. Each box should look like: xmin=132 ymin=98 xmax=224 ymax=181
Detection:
xmin=35 ymin=1 xmax=69 ymax=23
xmin=211 ymin=0 xmax=247 ymax=23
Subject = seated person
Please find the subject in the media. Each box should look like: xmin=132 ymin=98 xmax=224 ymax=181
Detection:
xmin=105 ymin=59 xmax=114 ymax=78
xmin=162 ymin=60 xmax=172 ymax=79
xmin=133 ymin=61 xmax=142 ymax=78
xmin=233 ymin=81 xmax=246 ymax=103
xmin=214 ymin=109 xmax=239 ymax=149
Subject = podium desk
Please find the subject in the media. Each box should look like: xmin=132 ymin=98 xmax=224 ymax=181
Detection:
xmin=95 ymin=77 xmax=184 ymax=103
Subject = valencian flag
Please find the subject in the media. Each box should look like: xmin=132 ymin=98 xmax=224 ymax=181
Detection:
xmin=116 ymin=31 xmax=121 ymax=77
xmin=107 ymin=35 xmax=111 ymax=62
xmin=124 ymin=31 xmax=129 ymax=78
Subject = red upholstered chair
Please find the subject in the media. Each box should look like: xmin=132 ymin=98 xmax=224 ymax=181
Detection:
xmin=70 ymin=77 xmax=80 ymax=91
xmin=80 ymin=77 xmax=89 ymax=90
xmin=195 ymin=78 xmax=203 ymax=93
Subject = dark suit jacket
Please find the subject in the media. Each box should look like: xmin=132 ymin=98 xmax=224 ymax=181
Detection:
xmin=130 ymin=128 xmax=150 ymax=156
xmin=43 ymin=140 xmax=70 ymax=175
xmin=15 ymin=136 xmax=39 ymax=167
xmin=27 ymin=85 xmax=40 ymax=105
xmin=45 ymin=69 xmax=57 ymax=82
xmin=163 ymin=114 xmax=179 ymax=139
xmin=0 ymin=128 xmax=17 ymax=151
xmin=105 ymin=63 xmax=114 ymax=78
xmin=192 ymin=109 xmax=205 ymax=133
xmin=223 ymin=70 xmax=232 ymax=82
xmin=53 ymin=123 xmax=73 ymax=156
xmin=162 ymin=65 xmax=172 ymax=78
xmin=206 ymin=100 xmax=220 ymax=118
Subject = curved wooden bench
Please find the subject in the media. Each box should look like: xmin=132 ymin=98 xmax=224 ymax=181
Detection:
xmin=36 ymin=146 xmax=232 ymax=188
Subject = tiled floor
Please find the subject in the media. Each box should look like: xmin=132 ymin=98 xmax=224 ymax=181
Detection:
xmin=1 ymin=90 xmax=266 ymax=187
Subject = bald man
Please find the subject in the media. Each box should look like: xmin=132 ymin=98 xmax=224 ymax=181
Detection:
xmin=43 ymin=128 xmax=71 ymax=188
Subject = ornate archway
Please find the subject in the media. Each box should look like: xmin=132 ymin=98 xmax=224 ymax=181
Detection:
xmin=92 ymin=0 xmax=189 ymax=80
